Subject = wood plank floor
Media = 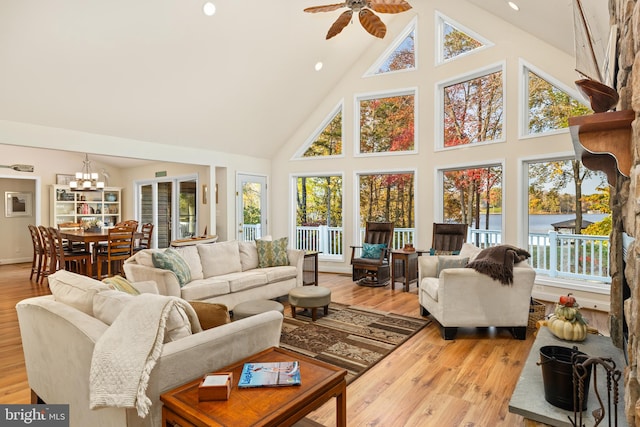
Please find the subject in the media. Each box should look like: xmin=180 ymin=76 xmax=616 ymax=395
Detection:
xmin=0 ymin=263 xmax=609 ymax=426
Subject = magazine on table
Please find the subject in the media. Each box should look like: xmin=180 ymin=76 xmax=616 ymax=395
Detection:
xmin=238 ymin=361 xmax=301 ymax=388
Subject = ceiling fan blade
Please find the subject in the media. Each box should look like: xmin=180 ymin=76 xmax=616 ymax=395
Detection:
xmin=326 ymin=10 xmax=353 ymax=39
xmin=304 ymin=3 xmax=347 ymax=13
xmin=368 ymin=0 xmax=412 ymax=14
xmin=359 ymin=9 xmax=386 ymax=38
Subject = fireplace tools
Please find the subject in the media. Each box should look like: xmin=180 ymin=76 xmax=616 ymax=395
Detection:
xmin=571 ymin=353 xmax=622 ymax=427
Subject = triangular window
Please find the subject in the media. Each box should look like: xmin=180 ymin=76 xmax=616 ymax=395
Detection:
xmin=436 ymin=12 xmax=492 ymax=63
xmin=366 ymin=18 xmax=416 ymax=76
xmin=524 ymin=64 xmax=592 ymax=135
xmin=295 ymin=103 xmax=343 ymax=158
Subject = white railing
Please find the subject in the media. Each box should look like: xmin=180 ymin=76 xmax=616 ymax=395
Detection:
xmin=242 ymin=224 xmax=262 ymax=241
xmin=292 ymin=226 xmax=611 ymax=284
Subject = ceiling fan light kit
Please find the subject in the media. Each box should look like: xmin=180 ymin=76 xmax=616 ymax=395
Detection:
xmin=304 ymin=0 xmax=412 ymax=40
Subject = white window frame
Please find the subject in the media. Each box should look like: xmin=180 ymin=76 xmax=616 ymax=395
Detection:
xmin=292 ymin=100 xmax=345 ymax=160
xmin=435 ymin=11 xmax=493 ymax=66
xmin=364 ymin=17 xmax=418 ymax=77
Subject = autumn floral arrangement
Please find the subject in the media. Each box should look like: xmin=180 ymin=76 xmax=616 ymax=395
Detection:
xmin=82 ymin=219 xmax=104 ymax=231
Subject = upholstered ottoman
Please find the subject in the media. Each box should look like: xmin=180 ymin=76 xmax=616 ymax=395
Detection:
xmin=288 ymin=286 xmax=331 ymax=321
xmin=232 ymin=299 xmax=284 ymax=320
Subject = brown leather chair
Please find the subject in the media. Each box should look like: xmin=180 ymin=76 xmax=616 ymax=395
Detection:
xmin=350 ymin=221 xmax=394 ymax=287
xmin=95 ymin=225 xmax=135 ymax=278
xmin=430 ymin=223 xmax=468 ymax=254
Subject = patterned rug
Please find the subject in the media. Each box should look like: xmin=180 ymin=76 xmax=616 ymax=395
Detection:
xmin=280 ymin=303 xmax=431 ymax=383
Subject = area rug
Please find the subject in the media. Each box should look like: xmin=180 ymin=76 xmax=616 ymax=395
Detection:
xmin=279 ymin=303 xmax=430 ymax=383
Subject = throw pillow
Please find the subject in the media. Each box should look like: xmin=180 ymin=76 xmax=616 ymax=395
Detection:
xmin=48 ymin=270 xmax=111 ymax=316
xmin=102 ymin=275 xmax=141 ymax=295
xmin=459 ymin=243 xmax=482 ymax=262
xmin=93 ymin=290 xmax=135 ymax=325
xmin=256 ymin=237 xmax=289 ymax=268
xmin=238 ymin=240 xmax=259 ymax=271
xmin=197 ymin=240 xmax=243 ymax=277
xmin=173 ymin=245 xmax=204 ymax=280
xmin=188 ymin=301 xmax=231 ymax=330
xmin=361 ymin=243 xmax=387 ymax=259
xmin=436 ymin=256 xmax=470 ymax=277
xmin=429 ymin=248 xmax=460 ymax=256
xmin=152 ymin=248 xmax=192 ymax=287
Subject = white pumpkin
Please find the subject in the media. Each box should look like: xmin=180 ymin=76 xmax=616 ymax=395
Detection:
xmin=547 ymin=314 xmax=588 ymax=341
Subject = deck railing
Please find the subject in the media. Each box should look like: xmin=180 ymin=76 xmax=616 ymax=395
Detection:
xmin=289 ymin=225 xmax=611 ymax=284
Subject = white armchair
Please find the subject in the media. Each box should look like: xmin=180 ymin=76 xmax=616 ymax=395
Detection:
xmin=418 ymin=244 xmax=536 ymax=340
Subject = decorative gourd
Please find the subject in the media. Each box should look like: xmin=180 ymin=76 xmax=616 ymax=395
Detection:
xmin=547 ymin=314 xmax=588 ymax=341
xmin=547 ymin=293 xmax=588 ymax=341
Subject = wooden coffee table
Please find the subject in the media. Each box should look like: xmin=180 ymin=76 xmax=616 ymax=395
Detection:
xmin=160 ymin=346 xmax=347 ymax=427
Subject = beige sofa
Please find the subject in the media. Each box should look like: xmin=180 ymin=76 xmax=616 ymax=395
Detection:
xmin=16 ymin=270 xmax=283 ymax=427
xmin=418 ymin=243 xmax=536 ymax=340
xmin=123 ymin=239 xmax=304 ymax=310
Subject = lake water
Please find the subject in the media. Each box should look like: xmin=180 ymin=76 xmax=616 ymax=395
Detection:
xmin=477 ymin=213 xmax=609 ymax=234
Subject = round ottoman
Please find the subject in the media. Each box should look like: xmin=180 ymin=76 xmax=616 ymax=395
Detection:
xmin=288 ymin=286 xmax=331 ymax=321
xmin=233 ymin=299 xmax=284 ymax=320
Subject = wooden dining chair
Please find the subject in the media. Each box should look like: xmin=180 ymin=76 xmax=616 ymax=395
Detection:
xmin=95 ymin=225 xmax=135 ymax=278
xmin=48 ymin=227 xmax=93 ymax=277
xmin=27 ymin=225 xmax=45 ymax=282
xmin=134 ymin=222 xmax=154 ymax=252
xmin=37 ymin=225 xmax=54 ymax=284
xmin=57 ymin=222 xmax=84 ymax=252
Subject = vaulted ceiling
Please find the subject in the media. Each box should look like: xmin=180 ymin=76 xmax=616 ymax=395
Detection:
xmin=0 ymin=1 xmax=606 ymax=160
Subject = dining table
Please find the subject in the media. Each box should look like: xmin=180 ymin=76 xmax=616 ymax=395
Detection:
xmin=60 ymin=228 xmax=142 ymax=278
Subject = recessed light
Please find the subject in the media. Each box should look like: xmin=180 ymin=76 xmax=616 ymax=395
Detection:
xmin=508 ymin=1 xmax=520 ymax=11
xmin=315 ymin=62 xmax=323 ymax=71
xmin=203 ymin=2 xmax=216 ymax=16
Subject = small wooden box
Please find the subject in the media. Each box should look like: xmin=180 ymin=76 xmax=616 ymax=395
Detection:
xmin=198 ymin=372 xmax=232 ymax=401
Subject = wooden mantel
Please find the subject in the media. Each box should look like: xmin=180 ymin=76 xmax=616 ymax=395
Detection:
xmin=569 ymin=109 xmax=634 ymax=186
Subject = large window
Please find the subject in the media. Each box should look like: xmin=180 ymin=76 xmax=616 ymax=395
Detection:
xmin=294 ymin=175 xmax=343 ymax=258
xmin=357 ymin=90 xmax=416 ymax=155
xmin=356 ymin=171 xmax=415 ymax=247
xmin=437 ymin=12 xmax=490 ymax=63
xmin=440 ymin=66 xmax=504 ymax=148
xmin=297 ymin=103 xmax=343 ymax=158
xmin=442 ymin=165 xmax=503 ymax=246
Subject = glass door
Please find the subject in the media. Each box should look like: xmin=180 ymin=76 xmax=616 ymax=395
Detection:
xmin=237 ymin=174 xmax=267 ymax=241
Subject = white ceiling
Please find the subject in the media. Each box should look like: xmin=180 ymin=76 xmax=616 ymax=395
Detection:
xmin=0 ymin=1 xmax=607 ymax=162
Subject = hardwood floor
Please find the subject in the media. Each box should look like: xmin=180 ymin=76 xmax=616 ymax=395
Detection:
xmin=0 ymin=263 xmax=609 ymax=426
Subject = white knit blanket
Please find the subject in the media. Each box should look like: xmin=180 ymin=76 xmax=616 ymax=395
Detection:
xmin=89 ymin=294 xmax=199 ymax=418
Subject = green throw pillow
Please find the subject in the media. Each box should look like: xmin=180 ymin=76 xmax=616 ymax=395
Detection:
xmin=429 ymin=248 xmax=461 ymax=256
xmin=102 ymin=275 xmax=141 ymax=295
xmin=361 ymin=243 xmax=386 ymax=259
xmin=256 ymin=237 xmax=289 ymax=268
xmin=152 ymin=248 xmax=192 ymax=287
xmin=436 ymin=256 xmax=469 ymax=277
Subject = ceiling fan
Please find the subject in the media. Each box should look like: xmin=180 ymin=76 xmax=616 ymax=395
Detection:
xmin=304 ymin=0 xmax=412 ymax=40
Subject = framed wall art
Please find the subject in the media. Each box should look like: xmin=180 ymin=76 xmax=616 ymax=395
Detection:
xmin=56 ymin=174 xmax=75 ymax=185
xmin=5 ymin=191 xmax=33 ymax=217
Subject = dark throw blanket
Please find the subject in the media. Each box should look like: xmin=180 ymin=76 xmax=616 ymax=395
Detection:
xmin=466 ymin=244 xmax=531 ymax=285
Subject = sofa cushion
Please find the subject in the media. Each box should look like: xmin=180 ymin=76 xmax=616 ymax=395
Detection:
xmin=188 ymin=301 xmax=230 ymax=330
xmin=239 ymin=241 xmax=259 ymax=271
xmin=436 ymin=256 xmax=469 ymax=277
xmin=361 ymin=243 xmax=386 ymax=259
xmin=220 ymin=271 xmax=268 ymax=293
xmin=92 ymin=290 xmax=193 ymax=342
xmin=459 ymin=243 xmax=482 ymax=262
xmin=261 ymin=265 xmax=298 ymax=283
xmin=152 ymin=248 xmax=192 ymax=287
xmin=173 ymin=245 xmax=204 ymax=280
xmin=421 ymin=277 xmax=440 ymax=302
xmin=48 ymin=270 xmax=111 ymax=316
xmin=198 ymin=240 xmax=243 ymax=277
xmin=102 ymin=275 xmax=140 ymax=295
xmin=132 ymin=249 xmax=162 ymax=267
xmin=256 ymin=237 xmax=289 ymax=268
xmin=180 ymin=278 xmax=231 ymax=301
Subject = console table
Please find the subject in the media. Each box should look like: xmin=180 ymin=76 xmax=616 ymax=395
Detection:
xmin=509 ymin=327 xmax=626 ymax=426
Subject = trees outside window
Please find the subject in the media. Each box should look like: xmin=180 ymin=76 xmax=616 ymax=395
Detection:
xmin=442 ymin=165 xmax=502 ymax=237
xmin=358 ymin=91 xmax=415 ymax=154
xmin=295 ymin=175 xmax=343 ymax=256
xmin=357 ymin=172 xmax=415 ymax=246
xmin=441 ymin=68 xmax=504 ymax=148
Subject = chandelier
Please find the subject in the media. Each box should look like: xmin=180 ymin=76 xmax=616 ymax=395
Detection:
xmin=69 ymin=154 xmax=105 ymax=191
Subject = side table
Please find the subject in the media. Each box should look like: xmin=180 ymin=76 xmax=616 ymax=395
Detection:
xmin=161 ymin=346 xmax=347 ymax=427
xmin=303 ymin=251 xmax=319 ymax=286
xmin=391 ymin=250 xmax=418 ymax=292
